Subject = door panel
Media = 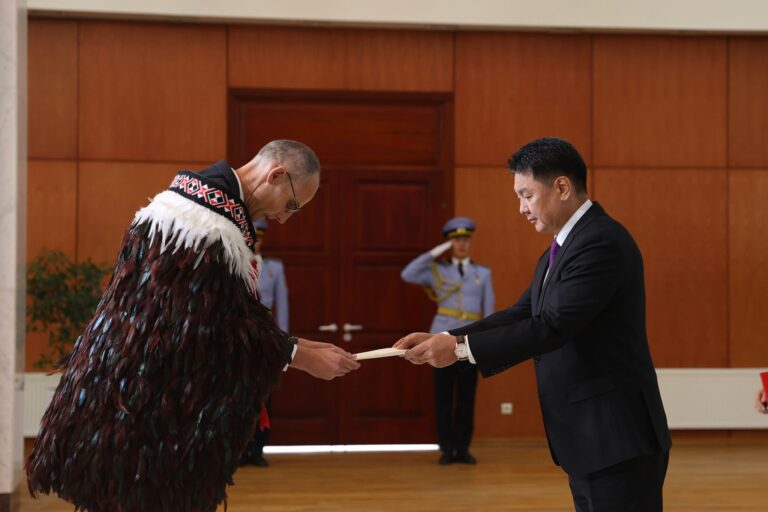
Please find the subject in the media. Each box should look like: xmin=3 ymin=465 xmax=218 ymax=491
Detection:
xmin=267 ymin=174 xmax=341 ymax=443
xmin=339 ymin=170 xmax=441 ymax=442
xmin=229 ymin=91 xmax=451 ymax=443
xmin=230 ymin=93 xmax=444 ymax=167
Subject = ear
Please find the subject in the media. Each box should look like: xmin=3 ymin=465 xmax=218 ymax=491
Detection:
xmin=555 ymin=176 xmax=572 ymax=200
xmin=267 ymin=165 xmax=287 ymax=183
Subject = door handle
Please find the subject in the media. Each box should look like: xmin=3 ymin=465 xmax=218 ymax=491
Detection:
xmin=318 ymin=323 xmax=338 ymax=332
xmin=342 ymin=323 xmax=363 ymax=342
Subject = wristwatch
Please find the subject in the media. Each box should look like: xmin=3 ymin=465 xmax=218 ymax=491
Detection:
xmin=454 ymin=335 xmax=468 ymax=361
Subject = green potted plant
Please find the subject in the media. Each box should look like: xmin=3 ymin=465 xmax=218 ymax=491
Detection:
xmin=27 ymin=249 xmax=112 ymax=369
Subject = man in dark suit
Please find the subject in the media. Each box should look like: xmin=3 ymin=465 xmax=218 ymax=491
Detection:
xmin=396 ymin=138 xmax=671 ymax=511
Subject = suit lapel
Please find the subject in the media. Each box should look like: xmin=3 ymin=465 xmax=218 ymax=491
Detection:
xmin=535 ymin=202 xmax=605 ymax=315
xmin=531 ymin=253 xmax=548 ymax=312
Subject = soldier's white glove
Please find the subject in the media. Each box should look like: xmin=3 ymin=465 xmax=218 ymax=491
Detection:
xmin=429 ymin=240 xmax=453 ymax=258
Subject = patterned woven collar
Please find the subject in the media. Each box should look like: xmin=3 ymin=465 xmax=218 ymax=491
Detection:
xmin=168 ymin=170 xmax=258 ymax=252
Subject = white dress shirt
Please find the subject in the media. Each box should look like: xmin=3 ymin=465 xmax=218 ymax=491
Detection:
xmin=452 ymin=257 xmax=471 ymax=275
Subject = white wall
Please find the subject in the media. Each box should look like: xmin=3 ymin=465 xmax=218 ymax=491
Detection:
xmin=26 ymin=0 xmax=768 ymax=33
xmin=0 ymin=0 xmax=27 ymax=497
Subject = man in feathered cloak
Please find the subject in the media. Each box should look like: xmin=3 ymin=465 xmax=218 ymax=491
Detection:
xmin=26 ymin=140 xmax=359 ymax=512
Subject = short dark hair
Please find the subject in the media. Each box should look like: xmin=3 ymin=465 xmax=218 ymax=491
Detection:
xmin=507 ymin=138 xmax=587 ymax=193
xmin=257 ymin=139 xmax=321 ymax=179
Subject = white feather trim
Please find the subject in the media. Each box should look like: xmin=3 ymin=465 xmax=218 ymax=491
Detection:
xmin=132 ymin=190 xmax=258 ymax=295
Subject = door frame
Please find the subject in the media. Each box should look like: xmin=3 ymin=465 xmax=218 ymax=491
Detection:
xmin=226 ymin=88 xmax=455 ymax=443
xmin=227 ymin=88 xmax=455 ymax=215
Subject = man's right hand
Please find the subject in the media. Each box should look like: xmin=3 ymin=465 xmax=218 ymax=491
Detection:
xmin=429 ymin=240 xmax=453 ymax=258
xmin=290 ymin=338 xmax=360 ymax=380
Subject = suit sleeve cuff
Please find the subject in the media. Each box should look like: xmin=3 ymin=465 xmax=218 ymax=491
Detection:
xmin=283 ymin=336 xmax=299 ymax=371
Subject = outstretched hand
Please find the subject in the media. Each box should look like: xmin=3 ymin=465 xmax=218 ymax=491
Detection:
xmin=395 ymin=332 xmax=458 ymax=368
xmin=299 ymin=338 xmax=349 ymax=354
xmin=291 ymin=338 xmax=360 ymax=380
xmin=393 ymin=332 xmax=433 ymax=350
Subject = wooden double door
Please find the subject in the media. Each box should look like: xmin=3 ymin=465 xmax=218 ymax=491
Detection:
xmin=228 ymin=90 xmax=452 ymax=444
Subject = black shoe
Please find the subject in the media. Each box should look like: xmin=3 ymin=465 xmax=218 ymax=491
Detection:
xmin=253 ymin=455 xmax=270 ymax=467
xmin=438 ymin=452 xmax=454 ymax=465
xmin=454 ymin=451 xmax=477 ymax=464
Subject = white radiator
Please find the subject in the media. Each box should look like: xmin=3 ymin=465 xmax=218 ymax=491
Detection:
xmin=23 ymin=373 xmax=60 ymax=437
xmin=656 ymin=368 xmax=768 ymax=429
xmin=22 ymin=368 xmax=768 ymax=436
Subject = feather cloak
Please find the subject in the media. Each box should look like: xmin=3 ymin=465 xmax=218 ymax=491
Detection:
xmin=26 ymin=183 xmax=290 ymax=512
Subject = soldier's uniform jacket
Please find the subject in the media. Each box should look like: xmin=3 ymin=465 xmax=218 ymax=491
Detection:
xmin=401 ymin=252 xmax=495 ymax=333
xmin=257 ymin=257 xmax=289 ymax=332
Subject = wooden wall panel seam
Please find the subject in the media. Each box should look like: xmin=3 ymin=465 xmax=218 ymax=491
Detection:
xmin=589 ymin=34 xmax=595 ymax=198
xmin=725 ymin=37 xmax=731 ymax=367
xmin=75 ymin=21 xmax=80 ymax=262
xmin=75 ymin=158 xmax=221 ymax=165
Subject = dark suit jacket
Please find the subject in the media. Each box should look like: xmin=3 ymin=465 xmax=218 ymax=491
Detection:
xmin=450 ymin=202 xmax=671 ymax=476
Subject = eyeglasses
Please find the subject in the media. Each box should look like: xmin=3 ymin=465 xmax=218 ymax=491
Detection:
xmin=285 ymin=173 xmax=301 ymax=213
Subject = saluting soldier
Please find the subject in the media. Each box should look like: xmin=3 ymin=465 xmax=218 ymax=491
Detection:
xmin=241 ymin=219 xmax=289 ymax=467
xmin=401 ymin=216 xmax=495 ymax=465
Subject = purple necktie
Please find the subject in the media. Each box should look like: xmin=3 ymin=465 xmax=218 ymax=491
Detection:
xmin=548 ymin=239 xmax=560 ymax=269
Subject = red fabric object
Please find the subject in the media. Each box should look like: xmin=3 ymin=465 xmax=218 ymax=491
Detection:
xmin=259 ymin=404 xmax=270 ymax=431
xmin=761 ymin=371 xmax=768 ymax=397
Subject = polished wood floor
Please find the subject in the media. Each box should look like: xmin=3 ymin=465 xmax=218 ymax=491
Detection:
xmin=18 ymin=438 xmax=768 ymax=511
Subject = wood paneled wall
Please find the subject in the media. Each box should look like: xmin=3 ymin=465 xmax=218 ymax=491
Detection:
xmin=229 ymin=27 xmax=453 ymax=92
xmin=455 ymin=33 xmax=592 ymax=167
xmin=592 ymin=35 xmax=727 ymax=168
xmin=28 ymin=20 xmax=768 ymax=438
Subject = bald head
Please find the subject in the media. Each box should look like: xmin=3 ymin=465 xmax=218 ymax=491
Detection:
xmin=255 ymin=140 xmax=320 ymax=181
xmin=236 ymin=140 xmax=321 ymax=224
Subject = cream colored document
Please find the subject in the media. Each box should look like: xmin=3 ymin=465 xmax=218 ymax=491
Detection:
xmin=355 ymin=348 xmax=407 ymax=360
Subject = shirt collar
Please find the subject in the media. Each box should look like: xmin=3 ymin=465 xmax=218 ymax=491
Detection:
xmin=555 ymin=199 xmax=593 ymax=247
xmin=452 ymin=257 xmax=471 ymax=266
xmin=231 ymin=166 xmax=244 ymax=201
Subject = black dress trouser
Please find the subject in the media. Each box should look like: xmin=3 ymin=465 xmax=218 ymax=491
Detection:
xmin=568 ymin=450 xmax=670 ymax=512
xmin=433 ymin=360 xmax=478 ymax=454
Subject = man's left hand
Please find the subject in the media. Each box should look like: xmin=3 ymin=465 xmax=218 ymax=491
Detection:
xmin=756 ymin=389 xmax=768 ymax=414
xmin=400 ymin=333 xmax=458 ymax=368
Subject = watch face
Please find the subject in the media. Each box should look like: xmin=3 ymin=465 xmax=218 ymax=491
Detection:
xmin=455 ymin=343 xmax=468 ymax=358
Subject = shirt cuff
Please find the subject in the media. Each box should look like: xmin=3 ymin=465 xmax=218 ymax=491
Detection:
xmin=465 ymin=335 xmax=477 ymax=365
xmin=283 ymin=338 xmax=299 ymax=371
xmin=441 ymin=331 xmax=477 ymax=365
